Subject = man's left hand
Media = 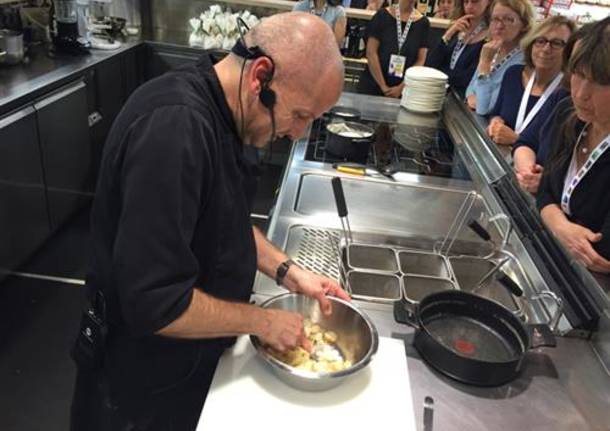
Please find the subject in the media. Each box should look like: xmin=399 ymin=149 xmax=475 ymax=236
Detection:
xmin=284 ymin=265 xmax=351 ymax=315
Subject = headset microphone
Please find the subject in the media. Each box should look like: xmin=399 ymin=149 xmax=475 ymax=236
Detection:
xmin=233 ymin=19 xmax=277 ymax=146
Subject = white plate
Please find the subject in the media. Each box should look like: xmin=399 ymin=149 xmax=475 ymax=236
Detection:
xmin=405 ymin=66 xmax=448 ymax=82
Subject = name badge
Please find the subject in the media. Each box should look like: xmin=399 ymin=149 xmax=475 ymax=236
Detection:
xmin=389 ymin=54 xmax=407 ymax=79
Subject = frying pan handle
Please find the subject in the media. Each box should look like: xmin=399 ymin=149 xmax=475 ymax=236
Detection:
xmin=468 ymin=220 xmax=491 ymax=242
xmin=527 ymin=324 xmax=556 ymax=349
xmin=393 ymin=300 xmax=420 ymax=329
xmin=497 ymin=271 xmax=523 ymax=297
xmin=332 ymin=177 xmax=348 ymax=218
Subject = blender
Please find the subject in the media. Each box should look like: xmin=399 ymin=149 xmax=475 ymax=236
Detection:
xmin=51 ymin=0 xmax=91 ymax=55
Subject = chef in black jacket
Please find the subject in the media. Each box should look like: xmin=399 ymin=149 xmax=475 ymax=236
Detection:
xmin=537 ymin=17 xmax=610 ymax=274
xmin=70 ymin=12 xmax=348 ymax=431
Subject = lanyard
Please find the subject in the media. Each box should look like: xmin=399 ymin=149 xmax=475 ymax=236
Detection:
xmin=561 ymin=126 xmax=610 ymax=215
xmin=514 ymin=71 xmax=563 ymax=134
xmin=490 ymin=47 xmax=520 ymax=76
xmin=394 ymin=5 xmax=413 ymax=53
xmin=450 ymin=21 xmax=486 ymax=70
xmin=309 ymin=0 xmax=328 ymax=16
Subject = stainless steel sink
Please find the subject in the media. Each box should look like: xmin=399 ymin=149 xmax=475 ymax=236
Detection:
xmin=279 ymin=225 xmax=524 ymax=314
xmin=348 ymin=244 xmax=398 ymax=272
xmin=402 ymin=275 xmax=455 ymax=303
xmin=399 ymin=251 xmax=450 ymax=278
xmin=294 ymin=173 xmax=492 ymax=244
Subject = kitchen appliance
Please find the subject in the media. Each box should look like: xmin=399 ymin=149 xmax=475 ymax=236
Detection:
xmin=394 ymin=290 xmax=557 ymax=386
xmin=0 ymin=29 xmax=24 ymax=65
xmin=51 ymin=0 xmax=91 ymax=55
xmin=88 ymin=0 xmax=124 ymax=50
xmin=304 ymin=111 xmax=471 ymax=180
xmin=250 ymin=293 xmax=379 ymax=392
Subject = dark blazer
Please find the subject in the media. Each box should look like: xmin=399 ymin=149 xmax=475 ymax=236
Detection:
xmin=537 ymin=101 xmax=610 ymax=259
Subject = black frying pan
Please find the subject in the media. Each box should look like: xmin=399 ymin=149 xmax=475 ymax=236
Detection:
xmin=394 ymin=290 xmax=556 ymax=386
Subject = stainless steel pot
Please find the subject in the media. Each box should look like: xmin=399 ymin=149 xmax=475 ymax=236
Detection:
xmin=251 ymin=293 xmax=379 ymax=391
xmin=325 ymin=121 xmax=375 ymax=163
xmin=0 ymin=30 xmax=24 ymax=65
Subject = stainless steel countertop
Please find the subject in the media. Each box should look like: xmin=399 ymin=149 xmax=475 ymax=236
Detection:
xmin=253 ymin=93 xmax=610 ymax=430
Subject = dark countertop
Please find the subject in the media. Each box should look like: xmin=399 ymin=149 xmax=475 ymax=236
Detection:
xmin=0 ymin=31 xmax=219 ymax=117
xmin=0 ymin=38 xmax=146 ymax=115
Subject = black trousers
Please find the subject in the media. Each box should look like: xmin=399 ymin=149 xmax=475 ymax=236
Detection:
xmin=70 ymin=336 xmax=224 ymax=431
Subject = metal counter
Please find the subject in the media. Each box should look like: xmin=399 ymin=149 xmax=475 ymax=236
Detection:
xmin=253 ymin=92 xmax=610 ymax=430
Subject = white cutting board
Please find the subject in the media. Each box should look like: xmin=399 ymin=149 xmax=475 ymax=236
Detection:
xmin=198 ymin=336 xmax=416 ymax=430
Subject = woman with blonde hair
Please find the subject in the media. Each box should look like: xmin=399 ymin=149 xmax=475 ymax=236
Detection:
xmin=426 ymin=0 xmax=491 ymax=95
xmin=357 ymin=0 xmax=430 ymax=97
xmin=513 ymin=23 xmax=591 ymax=194
xmin=537 ymin=17 xmax=610 ymax=272
xmin=486 ymin=16 xmax=575 ymax=146
xmin=465 ymin=0 xmax=535 ymax=114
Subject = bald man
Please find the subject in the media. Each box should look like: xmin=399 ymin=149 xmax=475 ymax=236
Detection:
xmin=70 ymin=12 xmax=347 ymax=431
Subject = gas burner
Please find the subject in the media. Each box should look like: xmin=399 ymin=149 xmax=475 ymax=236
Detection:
xmin=304 ymin=115 xmax=470 ymax=180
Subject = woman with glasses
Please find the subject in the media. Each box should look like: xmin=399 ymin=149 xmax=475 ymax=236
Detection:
xmin=426 ymin=0 xmax=491 ymax=95
xmin=465 ymin=0 xmax=535 ymax=115
xmin=357 ymin=0 xmax=430 ymax=97
xmin=293 ymin=0 xmax=347 ymax=46
xmin=486 ymin=17 xmax=574 ymax=148
xmin=537 ymin=18 xmax=610 ymax=272
xmin=513 ymin=23 xmax=590 ymax=194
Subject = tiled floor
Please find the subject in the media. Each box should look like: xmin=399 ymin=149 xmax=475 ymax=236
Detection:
xmin=0 ymin=161 xmax=283 ymax=431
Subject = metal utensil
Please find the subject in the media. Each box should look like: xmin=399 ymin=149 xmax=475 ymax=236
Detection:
xmin=331 ymin=177 xmax=353 ymax=245
xmin=423 ymin=396 xmax=434 ymax=431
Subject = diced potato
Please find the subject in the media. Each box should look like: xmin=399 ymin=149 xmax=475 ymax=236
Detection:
xmin=323 ymin=331 xmax=338 ymax=344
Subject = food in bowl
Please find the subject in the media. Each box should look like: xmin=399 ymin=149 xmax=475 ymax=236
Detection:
xmin=251 ymin=293 xmax=378 ymax=391
xmin=266 ymin=319 xmax=353 ymax=373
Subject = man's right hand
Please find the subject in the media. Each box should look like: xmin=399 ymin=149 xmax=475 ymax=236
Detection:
xmin=257 ymin=308 xmax=309 ymax=352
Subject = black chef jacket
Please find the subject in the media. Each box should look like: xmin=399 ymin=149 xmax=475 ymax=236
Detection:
xmin=71 ymin=53 xmax=258 ymax=431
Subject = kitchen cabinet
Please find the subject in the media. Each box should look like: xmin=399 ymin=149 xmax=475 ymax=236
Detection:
xmin=0 ymin=106 xmax=51 ymax=279
xmin=34 ymin=80 xmax=92 ymax=230
xmin=85 ymin=46 xmax=146 ymax=187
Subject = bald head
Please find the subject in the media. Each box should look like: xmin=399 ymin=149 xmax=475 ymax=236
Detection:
xmin=242 ymin=12 xmax=344 ymax=93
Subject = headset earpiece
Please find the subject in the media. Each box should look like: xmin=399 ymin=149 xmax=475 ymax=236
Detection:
xmin=259 ymin=74 xmax=276 ymax=110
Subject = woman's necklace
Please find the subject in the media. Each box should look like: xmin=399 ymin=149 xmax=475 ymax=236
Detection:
xmin=579 ymin=123 xmax=591 ymax=155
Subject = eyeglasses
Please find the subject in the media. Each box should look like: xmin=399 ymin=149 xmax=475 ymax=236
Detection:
xmin=490 ymin=16 xmax=519 ymax=26
xmin=533 ymin=37 xmax=567 ymax=50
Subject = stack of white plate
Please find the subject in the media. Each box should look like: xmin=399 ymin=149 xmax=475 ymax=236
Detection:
xmin=400 ymin=66 xmax=449 ymax=114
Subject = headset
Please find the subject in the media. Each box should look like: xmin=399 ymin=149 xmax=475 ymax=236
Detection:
xmin=233 ymin=18 xmax=277 ymax=146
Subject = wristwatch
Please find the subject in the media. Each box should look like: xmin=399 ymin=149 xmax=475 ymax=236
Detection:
xmin=275 ymin=259 xmax=297 ymax=286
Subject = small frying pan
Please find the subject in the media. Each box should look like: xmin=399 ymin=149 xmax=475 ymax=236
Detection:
xmin=394 ymin=290 xmax=556 ymax=386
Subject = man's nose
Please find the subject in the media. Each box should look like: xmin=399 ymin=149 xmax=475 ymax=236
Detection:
xmin=292 ymin=120 xmax=312 ymax=141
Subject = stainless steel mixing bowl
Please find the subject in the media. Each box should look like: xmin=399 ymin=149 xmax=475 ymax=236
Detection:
xmin=251 ymin=293 xmax=379 ymax=391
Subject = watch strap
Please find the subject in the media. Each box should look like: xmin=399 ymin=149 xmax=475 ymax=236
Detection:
xmin=275 ymin=259 xmax=296 ymax=286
